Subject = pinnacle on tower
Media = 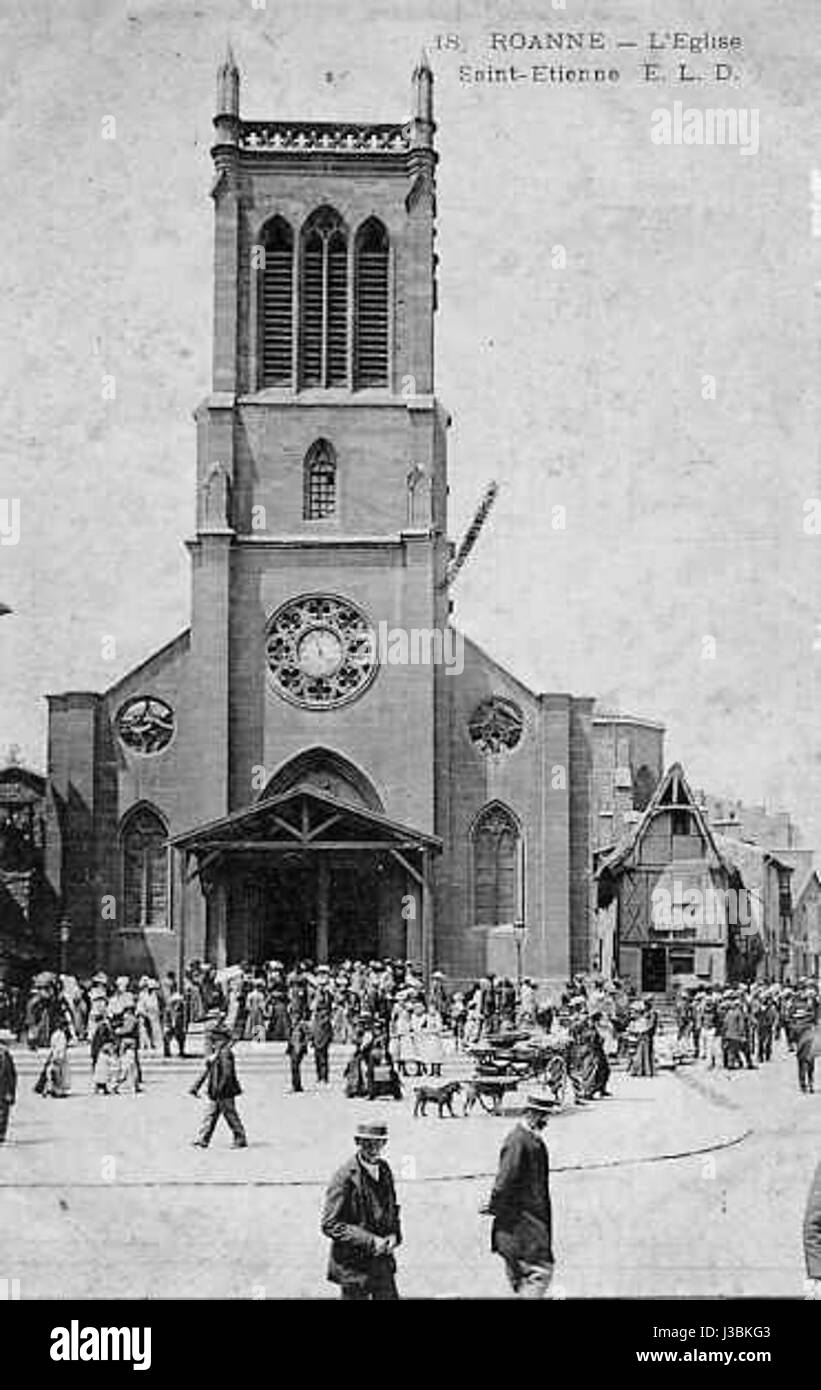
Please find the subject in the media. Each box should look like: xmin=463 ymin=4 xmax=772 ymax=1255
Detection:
xmin=216 ymin=42 xmax=241 ymax=120
xmin=412 ymin=49 xmax=434 ymax=125
xmin=409 ymin=51 xmax=435 ymax=154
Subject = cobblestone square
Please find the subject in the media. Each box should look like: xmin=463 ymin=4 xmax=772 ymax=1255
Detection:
xmin=1 ymin=1041 xmax=816 ymax=1300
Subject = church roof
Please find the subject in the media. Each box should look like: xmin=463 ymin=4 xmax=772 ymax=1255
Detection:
xmin=596 ymin=762 xmax=732 ymax=879
xmin=592 ymin=705 xmax=665 ymax=730
xmin=103 ymin=629 xmax=191 ymax=699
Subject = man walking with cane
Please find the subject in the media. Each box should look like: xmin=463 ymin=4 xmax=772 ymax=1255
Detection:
xmin=482 ymin=1090 xmax=555 ymax=1297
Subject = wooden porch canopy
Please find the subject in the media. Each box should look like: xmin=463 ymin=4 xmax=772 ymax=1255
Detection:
xmin=168 ymin=784 xmax=441 ymax=859
xmin=168 ymin=784 xmax=441 ymax=977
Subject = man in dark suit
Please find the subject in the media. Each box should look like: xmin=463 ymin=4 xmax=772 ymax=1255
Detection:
xmin=311 ymin=969 xmax=334 ymax=1085
xmin=190 ymin=1024 xmax=247 ymax=1148
xmin=804 ymin=1160 xmax=821 ymax=1298
xmin=792 ymin=988 xmax=819 ymax=1094
xmin=286 ymin=1011 xmax=311 ymax=1093
xmin=484 ymin=1091 xmax=555 ymax=1297
xmin=321 ymin=1121 xmax=402 ymax=1299
xmin=0 ymin=1030 xmax=17 ymax=1142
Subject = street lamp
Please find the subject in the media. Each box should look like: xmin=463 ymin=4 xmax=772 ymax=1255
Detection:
xmin=512 ymin=918 xmax=527 ymax=1005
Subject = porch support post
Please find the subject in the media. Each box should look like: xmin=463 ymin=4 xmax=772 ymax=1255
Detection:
xmin=316 ymin=855 xmax=330 ymax=964
xmin=421 ymin=849 xmax=433 ymax=987
xmin=213 ymin=879 xmax=228 ymax=970
xmin=176 ymin=848 xmax=187 ymax=983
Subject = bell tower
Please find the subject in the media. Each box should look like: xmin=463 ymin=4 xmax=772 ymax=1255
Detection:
xmin=186 ymin=50 xmax=450 ymax=841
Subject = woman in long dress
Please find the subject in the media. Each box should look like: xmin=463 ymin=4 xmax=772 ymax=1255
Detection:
xmin=35 ymin=1026 xmax=71 ymax=1097
xmin=343 ymin=1015 xmax=373 ymax=1098
xmin=422 ymin=1005 xmax=444 ymax=1077
xmin=390 ymin=995 xmax=413 ymax=1076
xmin=628 ymin=1005 xmax=655 ymax=1077
xmin=464 ymin=989 xmax=483 ymax=1048
xmin=410 ymin=1001 xmax=428 ymax=1077
xmin=136 ymin=979 xmax=161 ymax=1051
xmin=244 ymin=980 xmax=267 ymax=1043
xmin=568 ymin=1016 xmax=608 ymax=1100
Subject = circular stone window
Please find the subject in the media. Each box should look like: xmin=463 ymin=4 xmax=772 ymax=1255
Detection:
xmin=266 ymin=593 xmax=378 ymax=709
xmin=116 ymin=696 xmax=175 ymax=755
xmin=468 ymin=696 xmax=524 ymax=756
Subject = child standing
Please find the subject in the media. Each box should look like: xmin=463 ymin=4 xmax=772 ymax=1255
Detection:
xmin=93 ymin=1039 xmax=117 ymax=1095
xmin=423 ymin=1005 xmax=444 ymax=1077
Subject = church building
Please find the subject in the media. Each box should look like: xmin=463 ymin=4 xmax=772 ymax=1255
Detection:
xmin=44 ymin=54 xmax=594 ymax=988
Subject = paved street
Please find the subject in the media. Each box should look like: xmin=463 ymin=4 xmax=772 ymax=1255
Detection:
xmin=0 ymin=1039 xmax=816 ymax=1299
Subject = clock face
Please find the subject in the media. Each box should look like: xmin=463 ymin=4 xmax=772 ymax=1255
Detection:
xmin=297 ymin=627 xmax=343 ymax=678
xmin=266 ymin=594 xmax=378 ymax=709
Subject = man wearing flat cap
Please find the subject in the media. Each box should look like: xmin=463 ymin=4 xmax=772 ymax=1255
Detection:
xmin=321 ymin=1121 xmax=402 ymax=1299
xmin=483 ymin=1091 xmax=555 ymax=1298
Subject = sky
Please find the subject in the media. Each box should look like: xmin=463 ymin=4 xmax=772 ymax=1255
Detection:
xmin=0 ymin=0 xmax=820 ymax=850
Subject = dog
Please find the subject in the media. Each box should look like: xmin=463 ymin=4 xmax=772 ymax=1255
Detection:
xmin=413 ymin=1079 xmax=462 ymax=1118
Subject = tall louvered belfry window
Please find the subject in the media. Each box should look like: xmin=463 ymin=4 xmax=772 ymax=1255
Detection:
xmin=473 ymin=804 xmax=520 ymax=927
xmin=261 ymin=217 xmax=294 ymax=387
xmin=299 ymin=207 xmax=348 ymax=388
xmin=354 ymin=218 xmax=390 ymax=387
xmin=121 ymin=806 xmax=168 ymax=932
xmin=304 ymin=439 xmax=337 ymax=519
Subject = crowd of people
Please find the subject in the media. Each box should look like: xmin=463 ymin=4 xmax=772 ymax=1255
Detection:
xmin=674 ymin=979 xmax=820 ymax=1093
xmin=0 ymin=961 xmax=817 ymax=1105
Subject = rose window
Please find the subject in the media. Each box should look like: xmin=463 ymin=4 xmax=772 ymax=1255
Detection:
xmin=116 ymin=696 xmax=175 ymax=755
xmin=266 ymin=593 xmax=378 ymax=708
xmin=468 ymin=696 xmax=524 ymax=756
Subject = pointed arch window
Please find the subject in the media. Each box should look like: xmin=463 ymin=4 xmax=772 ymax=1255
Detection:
xmin=121 ymin=806 xmax=168 ymax=932
xmin=304 ymin=439 xmax=337 ymax=519
xmin=473 ymin=803 xmax=521 ymax=927
xmin=300 ymin=207 xmax=348 ymax=388
xmin=354 ymin=218 xmax=389 ymax=387
xmin=260 ymin=217 xmax=294 ymax=387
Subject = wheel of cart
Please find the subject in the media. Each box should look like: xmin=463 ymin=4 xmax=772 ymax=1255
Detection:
xmin=468 ymin=1073 xmax=523 ymax=1114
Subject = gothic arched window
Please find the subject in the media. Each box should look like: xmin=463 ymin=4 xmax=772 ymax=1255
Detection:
xmin=304 ymin=439 xmax=337 ymax=519
xmin=354 ymin=217 xmax=389 ymax=387
xmin=472 ymin=803 xmax=520 ymax=927
xmin=121 ymin=806 xmax=168 ymax=932
xmin=300 ymin=207 xmax=348 ymax=388
xmin=260 ymin=217 xmax=294 ymax=387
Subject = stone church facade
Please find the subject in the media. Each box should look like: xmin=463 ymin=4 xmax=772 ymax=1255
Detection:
xmin=44 ymin=54 xmax=594 ymax=988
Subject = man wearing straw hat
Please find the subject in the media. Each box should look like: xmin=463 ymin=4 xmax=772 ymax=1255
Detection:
xmin=483 ymin=1091 xmax=555 ymax=1298
xmin=321 ymin=1121 xmax=402 ymax=1299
